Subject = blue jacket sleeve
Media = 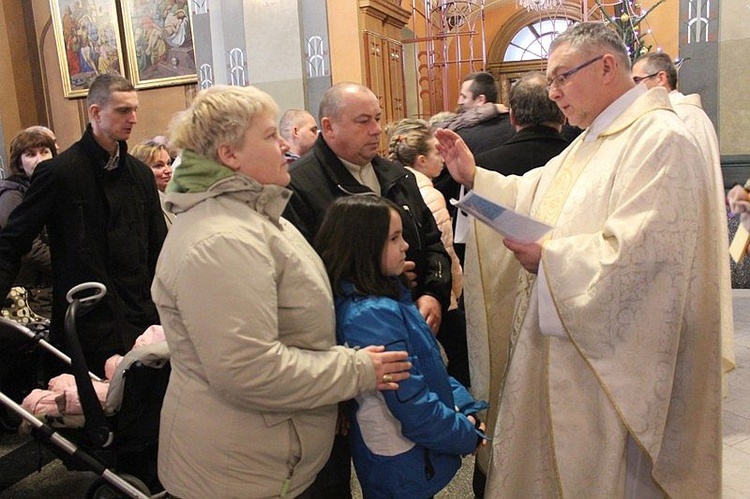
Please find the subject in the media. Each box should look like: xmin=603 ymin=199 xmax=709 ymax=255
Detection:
xmin=450 ymin=377 xmax=489 ymax=416
xmin=340 ymin=301 xmax=479 ymax=456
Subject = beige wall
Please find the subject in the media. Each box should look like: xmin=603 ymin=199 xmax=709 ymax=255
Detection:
xmin=719 ymin=1 xmax=750 ymax=156
xmin=326 ymin=0 xmax=363 ymax=83
xmin=0 ymin=1 xmax=33 ymax=152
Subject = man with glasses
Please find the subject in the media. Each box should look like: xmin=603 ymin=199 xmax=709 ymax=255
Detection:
xmin=436 ymin=22 xmax=723 ymax=497
xmin=633 ymin=52 xmax=734 ymax=394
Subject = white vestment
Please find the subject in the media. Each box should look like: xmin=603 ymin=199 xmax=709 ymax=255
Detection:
xmin=669 ymin=90 xmax=734 ymax=393
xmin=465 ymin=87 xmax=723 ymax=497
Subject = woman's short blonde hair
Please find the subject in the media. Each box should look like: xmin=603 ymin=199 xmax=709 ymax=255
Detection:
xmin=130 ymin=140 xmax=168 ymax=167
xmin=169 ymin=85 xmax=279 ymax=163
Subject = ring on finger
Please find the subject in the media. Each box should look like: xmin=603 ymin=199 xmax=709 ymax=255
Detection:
xmin=382 ymin=373 xmax=394 ymax=383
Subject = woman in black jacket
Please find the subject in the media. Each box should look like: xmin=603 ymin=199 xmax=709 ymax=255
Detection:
xmin=0 ymin=129 xmax=56 ymax=318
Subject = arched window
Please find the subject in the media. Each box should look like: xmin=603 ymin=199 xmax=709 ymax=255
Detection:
xmin=487 ymin=5 xmax=581 ymax=103
xmin=504 ymin=19 xmax=574 ymax=61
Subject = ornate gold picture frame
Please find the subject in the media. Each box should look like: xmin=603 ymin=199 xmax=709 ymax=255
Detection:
xmin=120 ymin=0 xmax=197 ymax=90
xmin=49 ymin=0 xmax=126 ymax=98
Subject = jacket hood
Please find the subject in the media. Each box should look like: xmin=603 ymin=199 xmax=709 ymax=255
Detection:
xmin=0 ymin=176 xmax=29 ymax=193
xmin=164 ymin=149 xmax=292 ymax=225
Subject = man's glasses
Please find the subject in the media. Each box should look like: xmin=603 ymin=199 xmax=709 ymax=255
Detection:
xmin=633 ymin=71 xmax=661 ymax=84
xmin=546 ymin=54 xmax=604 ymax=91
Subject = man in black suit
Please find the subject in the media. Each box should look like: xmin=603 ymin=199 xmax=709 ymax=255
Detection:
xmin=475 ymin=71 xmax=570 ymax=176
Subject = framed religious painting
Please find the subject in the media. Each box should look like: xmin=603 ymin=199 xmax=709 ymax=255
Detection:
xmin=49 ymin=0 xmax=126 ymax=98
xmin=120 ymin=0 xmax=198 ymax=89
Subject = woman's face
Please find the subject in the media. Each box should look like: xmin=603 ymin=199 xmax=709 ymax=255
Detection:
xmin=149 ymin=148 xmax=173 ymax=192
xmin=411 ymin=137 xmax=444 ymax=179
xmin=230 ymin=112 xmax=291 ymax=186
xmin=380 ymin=209 xmax=409 ymax=277
xmin=421 ymin=137 xmax=445 ymax=179
xmin=21 ymin=147 xmax=53 ymax=178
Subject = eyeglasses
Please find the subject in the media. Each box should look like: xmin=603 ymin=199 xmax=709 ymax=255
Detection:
xmin=632 ymin=71 xmax=661 ymax=84
xmin=546 ymin=54 xmax=604 ymax=91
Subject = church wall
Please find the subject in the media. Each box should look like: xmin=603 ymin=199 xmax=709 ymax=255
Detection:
xmin=718 ymin=0 xmax=750 ymax=156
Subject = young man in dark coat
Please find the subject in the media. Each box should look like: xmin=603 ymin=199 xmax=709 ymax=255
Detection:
xmin=0 ymin=74 xmax=167 ymax=377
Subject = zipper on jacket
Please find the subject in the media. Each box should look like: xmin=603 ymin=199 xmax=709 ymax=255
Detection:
xmin=336 ymin=184 xmax=379 ymax=197
xmin=281 ymin=420 xmax=301 ymax=497
xmin=280 ymin=460 xmax=295 ymax=497
xmin=402 ymin=204 xmax=422 ymax=249
xmin=424 ymin=448 xmax=435 ymax=480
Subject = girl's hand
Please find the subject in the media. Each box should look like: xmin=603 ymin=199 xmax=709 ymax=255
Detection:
xmin=467 ymin=415 xmax=489 ymax=455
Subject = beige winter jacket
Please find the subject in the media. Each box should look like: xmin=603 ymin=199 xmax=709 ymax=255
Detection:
xmin=152 ymin=163 xmax=376 ymax=498
xmin=406 ymin=168 xmax=463 ymax=310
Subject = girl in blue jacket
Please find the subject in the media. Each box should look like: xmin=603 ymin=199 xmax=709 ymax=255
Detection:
xmin=316 ymin=195 xmax=487 ymax=499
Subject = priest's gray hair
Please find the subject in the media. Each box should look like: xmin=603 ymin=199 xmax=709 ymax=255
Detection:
xmin=550 ymin=22 xmax=631 ymax=70
xmin=635 ymin=52 xmax=678 ymax=90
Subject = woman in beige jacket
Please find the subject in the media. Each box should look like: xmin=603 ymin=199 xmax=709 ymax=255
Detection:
xmin=387 ymin=119 xmax=470 ymax=386
xmin=152 ymin=85 xmax=410 ymax=499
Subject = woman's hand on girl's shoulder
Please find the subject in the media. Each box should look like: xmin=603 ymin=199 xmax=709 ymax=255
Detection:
xmin=362 ymin=345 xmax=411 ymax=391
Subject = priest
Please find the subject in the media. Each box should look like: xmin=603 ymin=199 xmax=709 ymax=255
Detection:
xmin=436 ymin=22 xmax=723 ymax=497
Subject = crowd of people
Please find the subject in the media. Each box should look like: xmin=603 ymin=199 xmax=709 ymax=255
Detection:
xmin=0 ymin=21 xmax=735 ymax=499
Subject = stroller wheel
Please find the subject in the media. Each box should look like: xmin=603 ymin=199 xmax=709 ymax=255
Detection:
xmin=85 ymin=473 xmax=151 ymax=499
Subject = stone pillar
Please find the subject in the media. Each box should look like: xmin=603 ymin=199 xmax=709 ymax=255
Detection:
xmin=678 ymin=0 xmax=719 ymax=131
xmin=190 ymin=0 xmax=330 ymax=113
xmin=717 ymin=0 xmax=750 ymax=157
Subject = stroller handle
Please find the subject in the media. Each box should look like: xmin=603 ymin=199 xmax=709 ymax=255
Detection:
xmin=65 ymin=282 xmax=107 ymax=305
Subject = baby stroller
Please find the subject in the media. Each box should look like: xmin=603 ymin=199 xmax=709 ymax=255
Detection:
xmin=0 ymin=282 xmax=170 ymax=498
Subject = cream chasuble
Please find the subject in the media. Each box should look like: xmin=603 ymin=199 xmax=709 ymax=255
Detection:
xmin=465 ymin=87 xmax=723 ymax=498
xmin=669 ymin=90 xmax=735 ymax=393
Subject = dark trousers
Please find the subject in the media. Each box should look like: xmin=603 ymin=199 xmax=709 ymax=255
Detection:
xmin=436 ymin=306 xmax=471 ymax=387
xmin=473 ymin=462 xmax=487 ymax=498
xmin=308 ymin=433 xmax=352 ymax=498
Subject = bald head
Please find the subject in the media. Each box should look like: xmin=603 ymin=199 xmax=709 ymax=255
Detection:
xmin=319 ymin=83 xmax=382 ymax=165
xmin=279 ymin=109 xmax=318 ymax=156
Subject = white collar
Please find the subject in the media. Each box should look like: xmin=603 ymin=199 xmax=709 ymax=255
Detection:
xmin=585 ymin=84 xmax=646 ymax=142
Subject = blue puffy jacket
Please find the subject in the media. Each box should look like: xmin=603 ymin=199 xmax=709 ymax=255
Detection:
xmin=336 ymin=281 xmax=487 ymax=498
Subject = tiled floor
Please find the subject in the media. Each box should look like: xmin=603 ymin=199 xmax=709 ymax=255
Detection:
xmin=723 ymin=289 xmax=750 ymax=498
xmin=3 ymin=291 xmax=750 ymax=497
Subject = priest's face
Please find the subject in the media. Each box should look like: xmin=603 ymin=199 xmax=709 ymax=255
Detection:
xmin=546 ymin=43 xmax=604 ymax=129
xmin=632 ymin=60 xmax=661 ymax=90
